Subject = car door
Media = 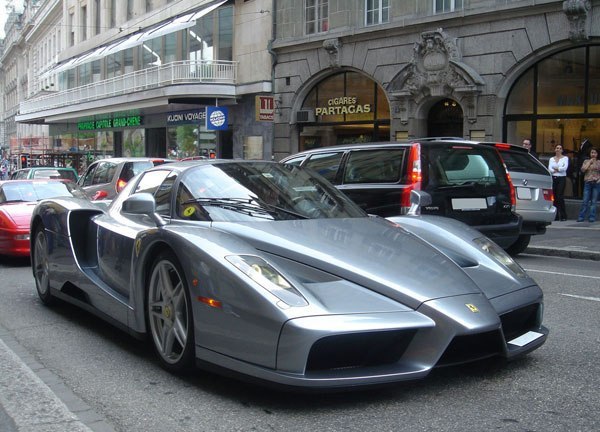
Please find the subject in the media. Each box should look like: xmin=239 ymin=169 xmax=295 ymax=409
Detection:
xmin=94 ymin=169 xmax=172 ymax=300
xmin=336 ymin=148 xmax=407 ymax=216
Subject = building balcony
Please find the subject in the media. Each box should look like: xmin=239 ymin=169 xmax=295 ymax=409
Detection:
xmin=18 ymin=59 xmax=238 ymax=118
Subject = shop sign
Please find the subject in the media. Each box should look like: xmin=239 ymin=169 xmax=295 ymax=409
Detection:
xmin=167 ymin=109 xmax=206 ymax=125
xmin=256 ymin=96 xmax=275 ymax=121
xmin=78 ymin=115 xmax=142 ymax=131
xmin=315 ymin=97 xmax=371 ymax=116
xmin=206 ymin=106 xmax=229 ymax=131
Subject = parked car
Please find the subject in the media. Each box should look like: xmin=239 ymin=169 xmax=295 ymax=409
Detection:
xmin=281 ymin=139 xmax=521 ymax=250
xmin=10 ymin=166 xmax=79 ymax=182
xmin=0 ymin=179 xmax=88 ymax=257
xmin=30 ymin=160 xmax=547 ymax=388
xmin=479 ymin=142 xmax=556 ymax=255
xmin=77 ymin=157 xmax=173 ymax=200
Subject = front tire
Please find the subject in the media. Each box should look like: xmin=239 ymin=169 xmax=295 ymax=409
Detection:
xmin=506 ymin=234 xmax=531 ymax=256
xmin=32 ymin=225 xmax=54 ymax=305
xmin=146 ymin=251 xmax=195 ymax=373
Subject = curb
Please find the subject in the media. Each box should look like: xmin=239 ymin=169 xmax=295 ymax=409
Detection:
xmin=525 ymin=246 xmax=600 ymax=261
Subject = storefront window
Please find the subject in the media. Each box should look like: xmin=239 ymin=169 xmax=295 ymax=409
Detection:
xmin=506 ymin=68 xmax=533 ymax=115
xmin=300 ymin=71 xmax=390 ymax=148
xmin=167 ymin=124 xmax=217 ymax=159
xmin=123 ymin=129 xmax=146 ymax=157
xmin=590 ymin=46 xmax=600 ymax=114
xmin=537 ymin=48 xmax=585 ymax=115
xmin=505 ymin=45 xmax=599 ymax=167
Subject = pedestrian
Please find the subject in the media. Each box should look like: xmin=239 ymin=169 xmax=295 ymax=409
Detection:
xmin=577 ymin=147 xmax=600 ymax=223
xmin=549 ymin=144 xmax=569 ymax=221
xmin=522 ymin=138 xmax=538 ymax=159
xmin=0 ymin=154 xmax=9 ymax=180
xmin=575 ymin=138 xmax=593 ymax=196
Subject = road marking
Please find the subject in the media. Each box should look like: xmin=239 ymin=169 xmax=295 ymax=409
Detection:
xmin=524 ymin=268 xmax=600 ymax=280
xmin=559 ymin=293 xmax=600 ymax=302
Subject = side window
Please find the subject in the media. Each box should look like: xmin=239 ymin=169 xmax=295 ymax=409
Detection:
xmin=80 ymin=164 xmax=98 ymax=186
xmin=500 ymin=151 xmax=549 ymax=175
xmin=92 ymin=162 xmax=116 ymax=185
xmin=134 ymin=170 xmax=176 ymax=217
xmin=303 ymin=152 xmax=344 ymax=182
xmin=135 ymin=170 xmax=171 ymax=196
xmin=283 ymin=156 xmax=306 ymax=166
xmin=343 ymin=149 xmax=404 ymax=184
xmin=128 ymin=162 xmax=153 ymax=180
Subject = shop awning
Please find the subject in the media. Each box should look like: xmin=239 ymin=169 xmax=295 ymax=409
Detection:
xmin=40 ymin=0 xmax=226 ymax=79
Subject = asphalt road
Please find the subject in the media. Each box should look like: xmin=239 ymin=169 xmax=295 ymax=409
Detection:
xmin=0 ymin=253 xmax=598 ymax=432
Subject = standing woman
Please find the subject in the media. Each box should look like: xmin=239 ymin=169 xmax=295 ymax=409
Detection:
xmin=548 ymin=144 xmax=569 ymax=221
xmin=577 ymin=148 xmax=600 ymax=223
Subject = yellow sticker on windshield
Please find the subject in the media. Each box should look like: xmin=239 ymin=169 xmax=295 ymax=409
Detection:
xmin=183 ymin=206 xmax=196 ymax=217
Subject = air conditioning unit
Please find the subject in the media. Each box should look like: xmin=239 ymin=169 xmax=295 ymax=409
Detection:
xmin=296 ymin=109 xmax=315 ymax=123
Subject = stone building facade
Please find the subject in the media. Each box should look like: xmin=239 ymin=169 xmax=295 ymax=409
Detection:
xmin=271 ymin=0 xmax=600 ymax=177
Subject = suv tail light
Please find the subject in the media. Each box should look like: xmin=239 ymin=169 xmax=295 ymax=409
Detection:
xmin=401 ymin=143 xmax=422 ymax=213
xmin=543 ymin=188 xmax=554 ymax=202
xmin=116 ymin=178 xmax=128 ymax=193
xmin=505 ymin=170 xmax=517 ymax=211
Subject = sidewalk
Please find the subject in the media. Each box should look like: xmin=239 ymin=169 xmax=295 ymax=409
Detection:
xmin=526 ymin=219 xmax=600 ymax=260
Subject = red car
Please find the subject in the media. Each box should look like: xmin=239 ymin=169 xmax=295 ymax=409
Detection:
xmin=0 ymin=180 xmax=88 ymax=257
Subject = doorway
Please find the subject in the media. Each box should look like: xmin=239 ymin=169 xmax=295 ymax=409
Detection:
xmin=427 ymin=99 xmax=463 ymax=138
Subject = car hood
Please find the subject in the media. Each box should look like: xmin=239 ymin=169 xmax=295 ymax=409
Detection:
xmin=0 ymin=202 xmax=36 ymax=228
xmin=213 ymin=217 xmax=490 ymax=309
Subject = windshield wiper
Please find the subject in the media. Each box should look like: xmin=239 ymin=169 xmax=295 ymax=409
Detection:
xmin=249 ymin=197 xmax=309 ymax=219
xmin=184 ymin=197 xmax=309 ymax=220
xmin=183 ymin=197 xmax=274 ymax=219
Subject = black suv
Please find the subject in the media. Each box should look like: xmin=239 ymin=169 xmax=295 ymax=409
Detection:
xmin=281 ymin=139 xmax=521 ymax=249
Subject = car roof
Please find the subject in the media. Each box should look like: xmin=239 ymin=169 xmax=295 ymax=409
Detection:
xmin=476 ymin=142 xmax=529 ymax=153
xmin=0 ymin=179 xmax=72 ymax=185
xmin=281 ymin=139 xmax=496 ymax=158
xmin=89 ymin=157 xmax=174 ymax=164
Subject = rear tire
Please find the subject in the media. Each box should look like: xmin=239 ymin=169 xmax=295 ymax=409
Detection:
xmin=32 ymin=226 xmax=54 ymax=305
xmin=146 ymin=251 xmax=195 ymax=373
xmin=506 ymin=234 xmax=531 ymax=256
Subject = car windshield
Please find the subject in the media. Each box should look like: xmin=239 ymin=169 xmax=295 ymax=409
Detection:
xmin=0 ymin=181 xmax=87 ymax=203
xmin=176 ymin=162 xmax=367 ymax=221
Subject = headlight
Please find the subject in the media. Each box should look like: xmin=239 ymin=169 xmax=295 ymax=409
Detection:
xmin=473 ymin=237 xmax=527 ymax=277
xmin=225 ymin=255 xmax=308 ymax=307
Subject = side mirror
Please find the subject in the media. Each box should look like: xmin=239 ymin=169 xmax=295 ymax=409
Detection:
xmin=122 ymin=193 xmax=166 ymax=226
xmin=407 ymin=190 xmax=432 ymax=216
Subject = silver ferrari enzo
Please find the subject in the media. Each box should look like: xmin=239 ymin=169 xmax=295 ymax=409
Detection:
xmin=30 ymin=160 xmax=548 ymax=389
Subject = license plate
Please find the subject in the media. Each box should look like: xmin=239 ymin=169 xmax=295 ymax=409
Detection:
xmin=451 ymin=198 xmax=487 ymax=211
xmin=508 ymin=331 xmax=544 ymax=347
xmin=517 ymin=187 xmax=532 ymax=200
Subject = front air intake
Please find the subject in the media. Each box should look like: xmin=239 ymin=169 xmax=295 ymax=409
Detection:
xmin=306 ymin=330 xmax=416 ymax=371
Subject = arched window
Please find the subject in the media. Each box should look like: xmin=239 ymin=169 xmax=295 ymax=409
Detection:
xmin=504 ymin=45 xmax=600 ymax=157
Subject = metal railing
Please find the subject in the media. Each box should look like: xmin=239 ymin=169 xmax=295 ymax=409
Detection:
xmin=19 ymin=60 xmax=238 ymax=115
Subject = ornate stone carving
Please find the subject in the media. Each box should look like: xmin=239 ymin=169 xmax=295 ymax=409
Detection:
xmin=323 ymin=38 xmax=341 ymax=67
xmin=563 ymin=0 xmax=591 ymax=41
xmin=387 ymin=29 xmax=485 ymax=124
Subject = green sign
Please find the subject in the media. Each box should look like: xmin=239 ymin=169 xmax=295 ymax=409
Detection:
xmin=78 ymin=115 xmax=142 ymax=131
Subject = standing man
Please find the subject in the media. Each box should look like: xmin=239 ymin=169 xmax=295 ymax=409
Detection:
xmin=522 ymin=138 xmax=538 ymax=159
